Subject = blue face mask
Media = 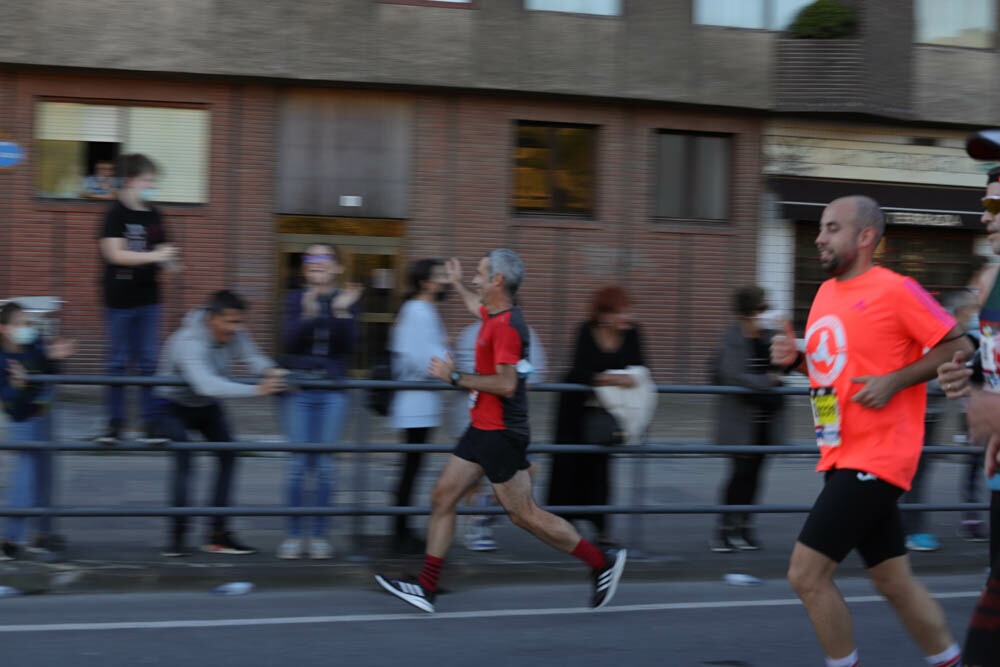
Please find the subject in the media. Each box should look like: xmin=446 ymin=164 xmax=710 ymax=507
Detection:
xmin=12 ymin=326 xmax=38 ymax=346
xmin=140 ymin=188 xmax=158 ymax=201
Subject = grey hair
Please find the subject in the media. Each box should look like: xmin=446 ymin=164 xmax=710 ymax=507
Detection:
xmin=485 ymin=249 xmax=525 ymax=296
xmin=849 ymin=195 xmax=886 ymax=244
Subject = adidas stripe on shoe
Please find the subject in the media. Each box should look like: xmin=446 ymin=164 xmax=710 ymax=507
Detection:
xmin=374 ymin=574 xmax=436 ymax=613
xmin=591 ymin=548 xmax=627 ymax=609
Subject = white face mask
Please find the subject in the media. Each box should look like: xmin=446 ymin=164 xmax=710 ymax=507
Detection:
xmin=965 ymin=314 xmax=980 ymax=332
xmin=12 ymin=326 xmax=38 ymax=346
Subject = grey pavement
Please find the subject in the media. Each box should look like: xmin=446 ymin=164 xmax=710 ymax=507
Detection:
xmin=0 ymin=388 xmax=993 ymax=595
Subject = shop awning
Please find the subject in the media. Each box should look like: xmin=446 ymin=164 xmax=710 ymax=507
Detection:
xmin=769 ymin=177 xmax=984 ymax=230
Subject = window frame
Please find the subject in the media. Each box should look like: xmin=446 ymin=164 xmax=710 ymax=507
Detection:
xmin=652 ymin=130 xmax=733 ymax=223
xmin=379 ymin=0 xmax=477 ymax=8
xmin=523 ymin=0 xmax=623 ymax=17
xmin=691 ymin=0 xmax=814 ymax=31
xmin=913 ymin=0 xmax=996 ymax=49
xmin=33 ymin=98 xmax=211 ymax=205
xmin=512 ymin=120 xmax=599 ymax=220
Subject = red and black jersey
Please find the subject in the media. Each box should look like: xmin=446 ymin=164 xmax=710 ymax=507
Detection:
xmin=470 ymin=305 xmax=530 ymax=437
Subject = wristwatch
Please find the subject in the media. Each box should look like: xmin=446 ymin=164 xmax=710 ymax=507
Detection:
xmin=449 ymin=370 xmax=462 ymax=386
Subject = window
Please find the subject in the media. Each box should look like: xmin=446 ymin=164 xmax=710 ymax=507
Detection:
xmin=525 ymin=0 xmax=621 ymax=16
xmin=693 ymin=0 xmax=813 ymax=30
xmin=513 ymin=122 xmax=596 ymax=217
xmin=35 ymin=102 xmax=209 ymax=203
xmin=654 ymin=132 xmax=730 ymax=220
xmin=915 ymin=0 xmax=995 ymax=48
xmin=792 ymin=223 xmax=974 ymax=330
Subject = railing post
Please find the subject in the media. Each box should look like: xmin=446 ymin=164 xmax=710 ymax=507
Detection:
xmin=627 ymin=430 xmax=648 ymax=558
xmin=345 ymin=387 xmax=371 ymax=563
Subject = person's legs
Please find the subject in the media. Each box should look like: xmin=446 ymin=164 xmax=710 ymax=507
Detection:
xmin=312 ymin=390 xmax=348 ymax=540
xmin=962 ymin=556 xmax=1000 ymax=666
xmin=4 ymin=420 xmax=39 ymax=546
xmin=161 ymin=403 xmax=193 ymax=544
xmin=787 ymin=541 xmax=856 ymax=660
xmin=493 ymin=468 xmax=586 ymax=553
xmin=104 ymin=307 xmax=133 ymax=431
xmin=282 ymin=392 xmax=310 ymax=539
xmin=424 ymin=455 xmax=487 ymax=559
xmin=866 ymin=555 xmax=957 ymax=657
xmin=394 ymin=428 xmax=430 ymax=540
xmin=135 ymin=303 xmax=161 ymax=425
xmin=200 ymin=404 xmax=235 ymax=536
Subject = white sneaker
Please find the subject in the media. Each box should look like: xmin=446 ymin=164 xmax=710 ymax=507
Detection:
xmin=277 ymin=538 xmax=304 ymax=560
xmin=464 ymin=517 xmax=497 ymax=552
xmin=308 ymin=539 xmax=333 ymax=560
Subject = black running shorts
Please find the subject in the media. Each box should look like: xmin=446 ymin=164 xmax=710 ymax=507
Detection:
xmin=797 ymin=467 xmax=906 ymax=568
xmin=453 ymin=426 xmax=530 ymax=484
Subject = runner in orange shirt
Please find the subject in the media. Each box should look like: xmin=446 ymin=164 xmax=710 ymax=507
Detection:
xmin=772 ymin=195 xmax=972 ymax=667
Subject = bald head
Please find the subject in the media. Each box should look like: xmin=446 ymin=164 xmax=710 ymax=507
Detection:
xmin=831 ymin=195 xmax=886 ymax=245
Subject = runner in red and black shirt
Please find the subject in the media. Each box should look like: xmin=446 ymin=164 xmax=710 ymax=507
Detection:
xmin=375 ymin=249 xmax=626 ymax=613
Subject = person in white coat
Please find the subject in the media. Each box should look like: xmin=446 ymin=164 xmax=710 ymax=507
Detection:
xmin=388 ymin=259 xmax=450 ymax=554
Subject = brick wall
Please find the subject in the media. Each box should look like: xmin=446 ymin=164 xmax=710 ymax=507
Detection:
xmin=0 ymin=71 xmax=762 ymax=384
xmin=0 ymin=71 xmax=277 ymax=374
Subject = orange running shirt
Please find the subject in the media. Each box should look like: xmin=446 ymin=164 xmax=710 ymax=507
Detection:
xmin=805 ymin=266 xmax=955 ymax=490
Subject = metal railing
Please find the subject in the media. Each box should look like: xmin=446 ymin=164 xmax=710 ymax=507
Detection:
xmin=0 ymin=375 xmax=989 ymax=556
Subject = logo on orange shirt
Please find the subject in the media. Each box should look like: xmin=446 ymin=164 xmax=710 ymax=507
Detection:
xmin=806 ymin=314 xmax=847 ymax=386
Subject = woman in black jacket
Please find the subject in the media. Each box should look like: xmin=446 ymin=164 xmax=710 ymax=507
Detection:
xmin=547 ymin=286 xmax=645 ymax=548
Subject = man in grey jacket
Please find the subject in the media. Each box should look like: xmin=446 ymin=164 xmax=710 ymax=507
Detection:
xmin=155 ymin=290 xmax=287 ymax=557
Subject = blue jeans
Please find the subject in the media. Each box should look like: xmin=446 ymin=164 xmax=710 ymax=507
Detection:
xmin=105 ymin=304 xmax=161 ymax=425
xmin=4 ymin=416 xmax=54 ymax=544
xmin=281 ymin=390 xmax=349 ymax=538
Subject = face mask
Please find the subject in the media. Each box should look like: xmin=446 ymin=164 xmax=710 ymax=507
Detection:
xmin=12 ymin=326 xmax=38 ymax=346
xmin=965 ymin=315 xmax=980 ymax=332
xmin=140 ymin=188 xmax=158 ymax=201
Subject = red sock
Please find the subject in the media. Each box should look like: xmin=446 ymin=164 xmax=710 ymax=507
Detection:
xmin=418 ymin=554 xmax=444 ymax=593
xmin=571 ymin=538 xmax=606 ymax=570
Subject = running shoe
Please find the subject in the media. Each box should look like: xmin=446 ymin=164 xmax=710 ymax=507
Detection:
xmin=276 ymin=538 xmax=304 ymax=560
xmin=591 ymin=548 xmax=627 ymax=609
xmin=374 ymin=574 xmax=435 ymax=613
xmin=734 ymin=528 xmax=761 ymax=551
xmin=161 ymin=539 xmax=193 ymax=558
xmin=905 ymin=533 xmax=941 ymax=552
xmin=464 ymin=517 xmax=497 ymax=552
xmin=708 ymin=531 xmax=737 ymax=553
xmin=308 ymin=538 xmax=333 ymax=560
xmin=202 ymin=531 xmax=257 ymax=555
xmin=0 ymin=541 xmax=19 ymax=561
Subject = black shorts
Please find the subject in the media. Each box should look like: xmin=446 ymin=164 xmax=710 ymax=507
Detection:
xmin=454 ymin=427 xmax=530 ymax=484
xmin=797 ymin=468 xmax=906 ymax=569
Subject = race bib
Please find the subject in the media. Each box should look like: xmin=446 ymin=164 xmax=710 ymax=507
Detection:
xmin=982 ymin=325 xmax=1000 ymax=392
xmin=810 ymin=387 xmax=841 ymax=448
xmin=468 ymin=390 xmax=479 ymax=410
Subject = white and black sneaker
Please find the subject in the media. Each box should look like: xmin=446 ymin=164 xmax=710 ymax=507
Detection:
xmin=591 ymin=548 xmax=627 ymax=609
xmin=374 ymin=574 xmax=435 ymax=613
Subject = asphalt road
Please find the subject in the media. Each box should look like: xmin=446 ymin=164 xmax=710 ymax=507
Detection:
xmin=0 ymin=574 xmax=987 ymax=666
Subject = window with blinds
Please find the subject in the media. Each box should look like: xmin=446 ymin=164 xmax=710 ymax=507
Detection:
xmin=35 ymin=101 xmax=209 ymax=203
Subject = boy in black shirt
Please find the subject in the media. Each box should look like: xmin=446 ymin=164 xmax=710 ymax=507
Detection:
xmin=95 ymin=154 xmax=180 ymax=444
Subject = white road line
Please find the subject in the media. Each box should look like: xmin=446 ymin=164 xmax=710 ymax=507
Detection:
xmin=0 ymin=591 xmax=981 ymax=633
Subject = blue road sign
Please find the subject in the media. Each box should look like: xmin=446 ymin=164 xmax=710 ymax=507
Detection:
xmin=0 ymin=141 xmax=25 ymax=168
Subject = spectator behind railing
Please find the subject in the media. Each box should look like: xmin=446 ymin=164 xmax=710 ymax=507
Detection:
xmin=277 ymin=244 xmax=362 ymax=561
xmin=0 ymin=301 xmax=75 ymax=561
xmin=708 ymin=285 xmax=786 ymax=554
xmin=152 ymin=290 xmax=287 ymax=558
xmin=547 ymin=285 xmax=645 ymax=549
xmin=387 ymin=258 xmax=449 ymax=555
xmin=94 ymin=153 xmax=181 ymax=446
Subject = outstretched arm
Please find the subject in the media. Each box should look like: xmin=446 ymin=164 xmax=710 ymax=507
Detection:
xmin=445 ymin=257 xmax=480 ymax=317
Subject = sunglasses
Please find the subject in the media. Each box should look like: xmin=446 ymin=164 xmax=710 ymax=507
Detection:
xmin=303 ymin=253 xmax=335 ymax=264
xmin=982 ymin=197 xmax=1000 ymax=215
